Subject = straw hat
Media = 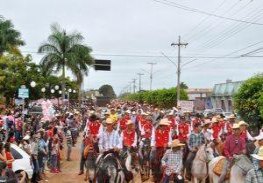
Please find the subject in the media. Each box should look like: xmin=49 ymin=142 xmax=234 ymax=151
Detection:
xmin=212 ymin=117 xmax=218 ymax=123
xmin=159 ymin=118 xmax=170 ymax=126
xmin=168 ymin=111 xmax=174 ymax=116
xmin=142 ymin=112 xmax=149 ymax=116
xmin=23 ymin=134 xmax=30 ymax=140
xmin=228 ymin=114 xmax=236 ymax=119
xmin=238 ymin=121 xmax=249 ymax=126
xmin=125 ymin=110 xmax=131 ymax=114
xmin=126 ymin=120 xmax=133 ymax=125
xmin=202 ymin=119 xmax=212 ymax=127
xmin=232 ymin=123 xmax=240 ymax=129
xmin=132 ymin=111 xmax=136 ymax=115
xmin=170 ymin=139 xmax=185 ymax=148
xmin=251 ymin=147 xmax=263 ymax=160
xmin=105 ymin=118 xmax=114 ymax=124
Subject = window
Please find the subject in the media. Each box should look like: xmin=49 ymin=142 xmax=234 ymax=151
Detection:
xmin=11 ymin=148 xmax=23 ymax=159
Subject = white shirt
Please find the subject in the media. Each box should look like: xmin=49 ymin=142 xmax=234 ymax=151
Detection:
xmin=98 ymin=129 xmax=122 ymax=152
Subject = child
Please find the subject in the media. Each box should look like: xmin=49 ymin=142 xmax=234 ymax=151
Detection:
xmin=50 ymin=138 xmax=59 ymax=173
xmin=161 ymin=139 xmax=185 ymax=183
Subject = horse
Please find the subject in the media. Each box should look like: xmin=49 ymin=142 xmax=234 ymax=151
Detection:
xmin=84 ymin=148 xmax=97 ymax=182
xmin=191 ymin=143 xmax=215 ymax=183
xmin=208 ymin=154 xmax=253 ymax=183
xmin=96 ymin=152 xmax=126 ymax=183
xmin=138 ymin=138 xmax=151 ymax=181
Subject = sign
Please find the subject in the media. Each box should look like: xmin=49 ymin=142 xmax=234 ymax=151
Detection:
xmin=94 ymin=59 xmax=111 ymax=71
xmin=18 ymin=88 xmax=29 ymax=99
xmin=15 ymin=99 xmax=25 ymax=106
xmin=178 ymin=100 xmax=194 ymax=113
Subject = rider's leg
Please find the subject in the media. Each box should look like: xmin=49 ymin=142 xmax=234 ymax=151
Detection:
xmin=218 ymin=159 xmax=230 ymax=183
xmin=185 ymin=151 xmax=196 ymax=180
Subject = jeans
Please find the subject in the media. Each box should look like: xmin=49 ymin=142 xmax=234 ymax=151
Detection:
xmin=80 ymin=142 xmax=85 ymax=172
xmin=38 ymin=154 xmax=44 ymax=173
xmin=185 ymin=151 xmax=196 ymax=177
xmin=67 ymin=144 xmax=72 ymax=160
xmin=51 ymin=154 xmax=58 ymax=169
xmin=32 ymin=156 xmax=39 ymax=173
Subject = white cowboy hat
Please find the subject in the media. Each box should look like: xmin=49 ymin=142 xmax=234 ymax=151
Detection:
xmin=202 ymin=119 xmax=211 ymax=127
xmin=132 ymin=111 xmax=136 ymax=115
xmin=142 ymin=112 xmax=149 ymax=116
xmin=170 ymin=139 xmax=185 ymax=148
xmin=105 ymin=118 xmax=114 ymax=124
xmin=126 ymin=120 xmax=133 ymax=125
xmin=23 ymin=134 xmax=30 ymax=140
xmin=238 ymin=121 xmax=249 ymax=126
xmin=232 ymin=123 xmax=240 ymax=129
xmin=228 ymin=114 xmax=236 ymax=119
xmin=159 ymin=118 xmax=170 ymax=126
xmin=251 ymin=147 xmax=263 ymax=160
xmin=211 ymin=117 xmax=218 ymax=123
xmin=168 ymin=111 xmax=174 ymax=116
xmin=125 ymin=110 xmax=131 ymax=114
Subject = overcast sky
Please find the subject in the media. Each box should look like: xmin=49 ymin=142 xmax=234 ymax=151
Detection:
xmin=1 ymin=0 xmax=263 ymax=94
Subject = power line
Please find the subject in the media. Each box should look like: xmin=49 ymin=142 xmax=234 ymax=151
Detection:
xmin=147 ymin=62 xmax=157 ymax=90
xmin=151 ymin=0 xmax=263 ymax=25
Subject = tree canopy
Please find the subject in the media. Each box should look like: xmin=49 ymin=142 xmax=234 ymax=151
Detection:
xmin=234 ymin=74 xmax=263 ymax=129
xmin=38 ymin=23 xmax=94 ymax=99
xmin=99 ymin=84 xmax=116 ymax=99
xmin=0 ymin=17 xmax=24 ymax=56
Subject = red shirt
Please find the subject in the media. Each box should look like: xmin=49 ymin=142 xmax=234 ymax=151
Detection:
xmin=5 ymin=151 xmax=12 ymax=169
xmin=155 ymin=127 xmax=170 ymax=148
xmin=15 ymin=119 xmax=23 ymax=131
xmin=88 ymin=120 xmax=101 ymax=138
xmin=123 ymin=129 xmax=136 ymax=147
xmin=168 ymin=117 xmax=177 ymax=130
xmin=224 ymin=134 xmax=246 ymax=159
xmin=212 ymin=123 xmax=222 ymax=139
xmin=240 ymin=130 xmax=248 ymax=141
xmin=141 ymin=121 xmax=153 ymax=139
xmin=119 ymin=115 xmax=130 ymax=131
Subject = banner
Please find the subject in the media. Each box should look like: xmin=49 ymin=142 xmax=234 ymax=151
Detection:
xmin=178 ymin=100 xmax=194 ymax=113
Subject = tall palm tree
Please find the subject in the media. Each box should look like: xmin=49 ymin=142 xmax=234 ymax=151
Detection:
xmin=0 ymin=16 xmax=24 ymax=56
xmin=38 ymin=23 xmax=94 ymax=101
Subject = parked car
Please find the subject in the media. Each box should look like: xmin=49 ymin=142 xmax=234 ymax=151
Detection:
xmin=214 ymin=108 xmax=224 ymax=115
xmin=11 ymin=144 xmax=33 ymax=181
xmin=203 ymin=109 xmax=213 ymax=117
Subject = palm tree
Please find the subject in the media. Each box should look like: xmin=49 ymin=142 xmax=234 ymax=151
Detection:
xmin=38 ymin=23 xmax=94 ymax=101
xmin=0 ymin=16 xmax=24 ymax=56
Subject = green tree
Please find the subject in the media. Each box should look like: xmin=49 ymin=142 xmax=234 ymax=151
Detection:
xmin=234 ymin=74 xmax=263 ymax=130
xmin=0 ymin=17 xmax=24 ymax=56
xmin=180 ymin=82 xmax=188 ymax=89
xmin=99 ymin=85 xmax=116 ymax=99
xmin=38 ymin=23 xmax=94 ymax=101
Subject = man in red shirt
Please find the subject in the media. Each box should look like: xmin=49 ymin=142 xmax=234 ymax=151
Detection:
xmin=151 ymin=119 xmax=172 ymax=182
xmin=118 ymin=111 xmax=130 ymax=133
xmin=219 ymin=123 xmax=246 ymax=183
xmin=178 ymin=117 xmax=190 ymax=143
xmin=211 ymin=117 xmax=223 ymax=140
xmin=121 ymin=120 xmax=137 ymax=151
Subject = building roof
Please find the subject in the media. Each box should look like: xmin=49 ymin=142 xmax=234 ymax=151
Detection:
xmin=212 ymin=81 xmax=243 ymax=97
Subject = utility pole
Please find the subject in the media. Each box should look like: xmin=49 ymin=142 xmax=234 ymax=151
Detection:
xmin=171 ymin=36 xmax=188 ymax=105
xmin=137 ymin=73 xmax=144 ymax=92
xmin=147 ymin=62 xmax=157 ymax=90
xmin=132 ymin=79 xmax=136 ymax=93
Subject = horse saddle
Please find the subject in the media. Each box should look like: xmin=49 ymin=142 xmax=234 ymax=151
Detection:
xmin=213 ymin=157 xmax=230 ymax=180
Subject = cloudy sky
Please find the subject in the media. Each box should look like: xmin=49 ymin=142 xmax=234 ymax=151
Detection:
xmin=1 ymin=0 xmax=263 ymax=94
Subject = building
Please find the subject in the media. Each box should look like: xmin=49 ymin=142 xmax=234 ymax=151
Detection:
xmin=211 ymin=80 xmax=243 ymax=112
xmin=186 ymin=88 xmax=213 ymax=112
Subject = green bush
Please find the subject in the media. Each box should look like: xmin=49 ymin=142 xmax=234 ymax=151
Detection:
xmin=123 ymin=87 xmax=188 ymax=108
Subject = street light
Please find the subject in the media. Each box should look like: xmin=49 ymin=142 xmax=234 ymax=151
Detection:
xmin=51 ymin=89 xmax=55 ymax=94
xmin=30 ymin=81 xmax=36 ymax=88
xmin=68 ymin=88 xmax=72 ymax=109
xmin=41 ymin=88 xmax=46 ymax=93
xmin=73 ymin=90 xmax=76 ymax=93
xmin=55 ymin=85 xmax=59 ymax=90
xmin=59 ymin=90 xmax=62 ymax=94
xmin=68 ymin=88 xmax=72 ymax=93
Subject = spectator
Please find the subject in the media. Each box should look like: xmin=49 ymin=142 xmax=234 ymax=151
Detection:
xmin=50 ymin=138 xmax=59 ymax=173
xmin=4 ymin=143 xmax=14 ymax=169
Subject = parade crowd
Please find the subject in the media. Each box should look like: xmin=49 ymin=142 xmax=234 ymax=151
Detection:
xmin=0 ymin=100 xmax=263 ymax=183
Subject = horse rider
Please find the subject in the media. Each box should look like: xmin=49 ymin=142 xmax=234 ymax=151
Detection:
xmin=252 ymin=133 xmax=263 ymax=168
xmin=120 ymin=120 xmax=137 ymax=152
xmin=239 ymin=121 xmax=254 ymax=142
xmin=161 ymin=139 xmax=185 ymax=183
xmin=150 ymin=118 xmax=172 ymax=183
xmin=85 ymin=113 xmax=102 ymax=153
xmin=202 ymin=119 xmax=213 ymax=142
xmin=246 ymin=147 xmax=263 ymax=183
xmin=177 ymin=116 xmax=190 ymax=144
xmin=211 ymin=117 xmax=223 ymax=141
xmin=218 ymin=123 xmax=246 ymax=183
xmin=117 ymin=110 xmax=131 ymax=133
xmin=167 ymin=111 xmax=177 ymax=139
xmin=223 ymin=114 xmax=236 ymax=136
xmin=185 ymin=122 xmax=205 ymax=181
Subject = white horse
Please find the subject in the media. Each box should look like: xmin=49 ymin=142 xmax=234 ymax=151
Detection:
xmin=208 ymin=155 xmax=253 ymax=183
xmin=191 ymin=143 xmax=215 ymax=183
